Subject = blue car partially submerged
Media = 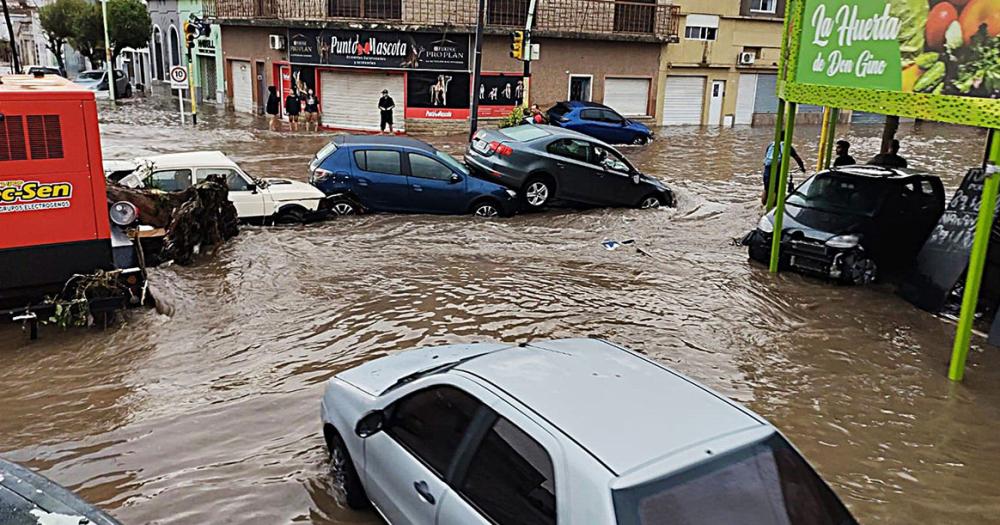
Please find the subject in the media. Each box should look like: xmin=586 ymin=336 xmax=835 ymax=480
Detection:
xmin=309 ymin=136 xmax=519 ymax=217
xmin=547 ymin=101 xmax=654 ymax=145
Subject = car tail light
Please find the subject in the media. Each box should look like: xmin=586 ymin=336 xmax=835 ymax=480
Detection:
xmin=311 ymin=167 xmax=333 ymax=184
xmin=488 ymin=141 xmax=513 ymax=156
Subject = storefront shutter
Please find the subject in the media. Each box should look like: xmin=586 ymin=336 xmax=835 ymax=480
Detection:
xmin=661 ymin=76 xmax=705 ymax=125
xmin=603 ymin=78 xmax=650 ymax=116
xmin=320 ymin=70 xmax=405 ymax=132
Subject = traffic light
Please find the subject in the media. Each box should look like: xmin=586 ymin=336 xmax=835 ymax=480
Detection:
xmin=510 ymin=31 xmax=524 ymax=60
xmin=183 ymin=21 xmax=196 ymax=49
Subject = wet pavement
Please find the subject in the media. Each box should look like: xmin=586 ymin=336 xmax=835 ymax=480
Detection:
xmin=3 ymin=98 xmax=1000 ymax=524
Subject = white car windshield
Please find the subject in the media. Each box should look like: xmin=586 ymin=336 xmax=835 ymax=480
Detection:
xmin=78 ymin=71 xmax=104 ymax=81
xmin=613 ymin=435 xmax=855 ymax=525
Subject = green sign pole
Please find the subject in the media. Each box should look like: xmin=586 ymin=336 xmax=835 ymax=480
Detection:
xmin=766 ymin=99 xmax=786 ymax=211
xmin=949 ymin=130 xmax=1000 ymax=381
xmin=824 ymin=108 xmax=839 ymax=169
xmin=769 ymin=101 xmax=798 ymax=273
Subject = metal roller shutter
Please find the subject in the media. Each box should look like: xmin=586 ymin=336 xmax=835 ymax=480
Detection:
xmin=661 ymin=76 xmax=705 ymax=125
xmin=753 ymin=74 xmax=779 ymax=115
xmin=320 ymin=70 xmax=405 ymax=132
xmin=230 ymin=60 xmax=253 ymax=114
xmin=735 ymin=73 xmax=757 ymax=125
xmin=603 ymin=78 xmax=650 ymax=116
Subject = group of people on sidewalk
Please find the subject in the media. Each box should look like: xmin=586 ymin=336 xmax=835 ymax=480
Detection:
xmin=265 ymin=86 xmax=321 ymax=132
xmin=760 ymin=137 xmax=909 ymax=204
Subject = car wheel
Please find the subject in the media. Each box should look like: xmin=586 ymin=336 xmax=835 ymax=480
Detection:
xmin=472 ymin=200 xmax=500 ymax=217
xmin=638 ymin=195 xmax=662 ymax=209
xmin=275 ymin=206 xmax=306 ymax=224
xmin=325 ymin=426 xmax=370 ymax=510
xmin=843 ymin=252 xmax=878 ymax=285
xmin=332 ymin=200 xmax=357 ymax=216
xmin=632 ymin=135 xmax=649 ymax=146
xmin=523 ymin=178 xmax=552 ymax=209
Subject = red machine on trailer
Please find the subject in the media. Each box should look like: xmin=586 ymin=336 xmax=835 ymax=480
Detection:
xmin=0 ymin=74 xmax=144 ymax=335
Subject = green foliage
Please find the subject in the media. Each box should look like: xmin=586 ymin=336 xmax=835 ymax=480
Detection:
xmin=39 ymin=0 xmax=86 ymax=71
xmin=498 ymin=105 xmax=527 ymax=129
xmin=65 ymin=0 xmax=151 ymax=68
xmin=108 ymin=0 xmax=152 ymax=64
xmin=69 ymin=2 xmax=105 ymax=67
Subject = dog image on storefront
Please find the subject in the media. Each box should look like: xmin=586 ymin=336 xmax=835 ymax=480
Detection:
xmin=431 ymin=75 xmax=452 ymax=106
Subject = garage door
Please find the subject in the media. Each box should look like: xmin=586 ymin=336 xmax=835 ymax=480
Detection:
xmin=735 ymin=74 xmax=757 ymax=125
xmin=320 ymin=70 xmax=405 ymax=131
xmin=230 ymin=60 xmax=253 ymax=114
xmin=661 ymin=76 xmax=705 ymax=125
xmin=603 ymin=78 xmax=650 ymax=116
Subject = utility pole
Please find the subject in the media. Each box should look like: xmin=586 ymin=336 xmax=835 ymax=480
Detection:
xmin=1 ymin=0 xmax=21 ymax=74
xmin=522 ymin=0 xmax=537 ymax=106
xmin=101 ymin=0 xmax=115 ymax=101
xmin=468 ymin=0 xmax=486 ymax=140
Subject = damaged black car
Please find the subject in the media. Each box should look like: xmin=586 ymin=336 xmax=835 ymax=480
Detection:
xmin=746 ymin=165 xmax=945 ymax=284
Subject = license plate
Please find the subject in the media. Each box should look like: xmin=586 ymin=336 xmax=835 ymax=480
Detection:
xmin=473 ymin=140 xmax=490 ymax=154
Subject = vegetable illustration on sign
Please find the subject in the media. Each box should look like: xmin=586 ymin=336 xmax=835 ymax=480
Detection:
xmin=796 ymin=0 xmax=1000 ymax=98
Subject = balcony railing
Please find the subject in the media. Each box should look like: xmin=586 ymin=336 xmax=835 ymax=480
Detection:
xmin=206 ymin=0 xmax=680 ymax=40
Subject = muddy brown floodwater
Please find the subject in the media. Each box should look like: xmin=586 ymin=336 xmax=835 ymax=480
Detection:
xmin=3 ymin=99 xmax=1000 ymax=524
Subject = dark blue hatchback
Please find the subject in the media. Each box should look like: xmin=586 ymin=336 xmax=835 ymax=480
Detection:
xmin=309 ymin=135 xmax=518 ymax=217
xmin=547 ymin=101 xmax=654 ymax=145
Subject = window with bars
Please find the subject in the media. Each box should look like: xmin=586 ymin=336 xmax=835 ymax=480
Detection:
xmin=750 ymin=0 xmax=776 ymax=13
xmin=328 ymin=0 xmax=402 ymax=19
xmin=487 ymin=0 xmax=528 ymax=26
xmin=614 ymin=0 xmax=656 ymax=34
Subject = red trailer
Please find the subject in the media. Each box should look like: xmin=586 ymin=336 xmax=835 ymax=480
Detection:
xmin=0 ymin=74 xmax=144 ymax=334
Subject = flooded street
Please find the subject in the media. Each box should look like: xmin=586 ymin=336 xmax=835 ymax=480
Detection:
xmin=3 ymin=99 xmax=1000 ymax=524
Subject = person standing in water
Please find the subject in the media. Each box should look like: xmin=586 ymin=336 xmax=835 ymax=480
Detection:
xmin=303 ymin=89 xmax=320 ymax=132
xmin=284 ymin=89 xmax=301 ymax=132
xmin=762 ymin=139 xmax=806 ymax=205
xmin=265 ymin=86 xmax=280 ymax=131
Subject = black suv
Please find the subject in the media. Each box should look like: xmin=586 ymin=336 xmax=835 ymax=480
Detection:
xmin=746 ymin=166 xmax=945 ymax=284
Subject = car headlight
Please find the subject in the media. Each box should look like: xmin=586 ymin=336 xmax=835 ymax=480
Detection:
xmin=505 ymin=189 xmax=517 ymax=198
xmin=825 ymin=234 xmax=860 ymax=249
xmin=109 ymin=201 xmax=139 ymax=226
xmin=757 ymin=215 xmax=773 ymax=234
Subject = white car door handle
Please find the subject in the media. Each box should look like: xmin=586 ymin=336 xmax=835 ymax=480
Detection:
xmin=413 ymin=480 xmax=435 ymax=505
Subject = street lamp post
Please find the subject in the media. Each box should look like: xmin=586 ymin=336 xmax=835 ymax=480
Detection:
xmin=101 ymin=0 xmax=115 ymax=102
xmin=468 ymin=0 xmax=486 ymax=140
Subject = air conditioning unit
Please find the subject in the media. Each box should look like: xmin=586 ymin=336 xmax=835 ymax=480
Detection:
xmin=269 ymin=34 xmax=285 ymax=50
xmin=738 ymin=52 xmax=756 ymax=66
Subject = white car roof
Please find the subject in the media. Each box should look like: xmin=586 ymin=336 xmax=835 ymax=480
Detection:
xmin=338 ymin=338 xmax=766 ymax=476
xmin=139 ymin=151 xmax=238 ymax=170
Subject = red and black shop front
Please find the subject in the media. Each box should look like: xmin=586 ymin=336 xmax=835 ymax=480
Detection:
xmin=275 ymin=28 xmax=523 ymax=132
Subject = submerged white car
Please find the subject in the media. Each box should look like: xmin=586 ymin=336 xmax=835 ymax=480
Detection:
xmin=320 ymin=338 xmax=857 ymax=525
xmin=110 ymin=151 xmax=331 ymax=223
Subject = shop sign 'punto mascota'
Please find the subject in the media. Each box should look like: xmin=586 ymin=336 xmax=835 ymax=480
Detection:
xmin=287 ymin=29 xmax=470 ymax=71
xmin=784 ymin=0 xmax=1000 ymax=126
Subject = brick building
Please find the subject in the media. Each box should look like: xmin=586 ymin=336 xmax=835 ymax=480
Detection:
xmin=205 ymin=0 xmax=679 ymax=132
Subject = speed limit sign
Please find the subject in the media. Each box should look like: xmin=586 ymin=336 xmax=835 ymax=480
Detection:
xmin=169 ymin=66 xmax=188 ymax=90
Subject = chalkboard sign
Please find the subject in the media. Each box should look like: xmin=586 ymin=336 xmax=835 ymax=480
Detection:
xmin=900 ymin=169 xmax=996 ymax=312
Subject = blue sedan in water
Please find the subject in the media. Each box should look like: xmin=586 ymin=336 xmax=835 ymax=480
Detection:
xmin=309 ymin=136 xmax=519 ymax=217
xmin=547 ymin=101 xmax=654 ymax=145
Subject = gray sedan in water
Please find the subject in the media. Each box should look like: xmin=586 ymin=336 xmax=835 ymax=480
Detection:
xmin=465 ymin=124 xmax=673 ymax=210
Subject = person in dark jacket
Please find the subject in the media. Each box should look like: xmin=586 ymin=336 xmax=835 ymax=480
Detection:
xmin=285 ymin=90 xmax=301 ymax=132
xmin=868 ymin=139 xmax=908 ymax=169
xmin=378 ymin=89 xmax=395 ymax=134
xmin=265 ymin=86 xmax=280 ymax=131
xmin=303 ymin=88 xmax=320 ymax=132
xmin=833 ymin=140 xmax=857 ymax=167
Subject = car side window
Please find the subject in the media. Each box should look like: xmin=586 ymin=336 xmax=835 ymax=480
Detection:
xmin=546 ymin=139 xmax=592 ymax=164
xmin=592 ymin=146 xmax=631 ymax=174
xmin=386 ymin=386 xmax=483 ymax=477
xmin=580 ymin=109 xmax=601 ymax=121
xmin=601 ymin=110 xmax=624 ymax=124
xmin=148 ymin=169 xmax=193 ymax=192
xmin=197 ymin=168 xmax=250 ymax=192
xmin=459 ymin=416 xmax=556 ymax=525
xmin=408 ymin=153 xmax=454 ymax=181
xmin=355 ymin=150 xmax=401 ymax=175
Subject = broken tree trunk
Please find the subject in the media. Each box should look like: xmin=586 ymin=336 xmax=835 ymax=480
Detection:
xmin=107 ymin=174 xmax=239 ymax=266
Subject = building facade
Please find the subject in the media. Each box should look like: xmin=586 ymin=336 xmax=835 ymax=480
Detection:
xmin=657 ymin=0 xmax=785 ymax=126
xmin=206 ymin=0 xmax=679 ymax=132
xmin=178 ymin=0 xmax=225 ymax=103
xmin=149 ymin=0 xmax=183 ymax=82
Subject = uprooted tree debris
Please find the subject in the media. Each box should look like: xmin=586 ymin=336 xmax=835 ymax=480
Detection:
xmin=107 ymin=174 xmax=240 ymax=266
